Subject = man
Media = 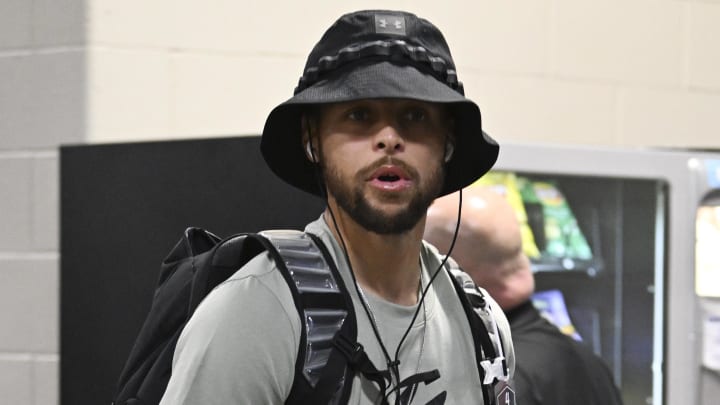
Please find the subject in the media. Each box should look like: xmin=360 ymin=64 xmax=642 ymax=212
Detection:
xmin=160 ymin=10 xmax=514 ymax=404
xmin=424 ymin=186 xmax=624 ymax=405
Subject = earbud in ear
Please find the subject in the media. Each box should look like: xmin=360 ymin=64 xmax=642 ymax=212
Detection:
xmin=305 ymin=142 xmax=316 ymax=162
xmin=444 ymin=143 xmax=455 ymax=163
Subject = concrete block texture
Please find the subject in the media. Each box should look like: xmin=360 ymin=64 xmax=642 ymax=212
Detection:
xmin=32 ymin=0 xmax=86 ymax=47
xmin=169 ymin=53 xmax=304 ymax=137
xmin=412 ymin=0 xmax=553 ymax=75
xmin=88 ymin=0 xmax=410 ymax=53
xmin=619 ymin=87 xmax=720 ymax=148
xmin=0 ymin=52 xmax=85 ymax=150
xmin=688 ymin=2 xmax=720 ymax=90
xmin=33 ymin=355 xmax=58 ymax=405
xmin=0 ymin=354 xmax=55 ymax=405
xmin=0 ymin=258 xmax=58 ymax=353
xmin=87 ymin=0 xmax=177 ymax=48
xmin=0 ymin=157 xmax=33 ymax=251
xmin=464 ymin=73 xmax=619 ymax=145
xmin=0 ymin=0 xmax=84 ymax=49
xmin=86 ymin=48 xmax=171 ymax=142
xmin=0 ymin=0 xmax=33 ymax=49
xmin=33 ymin=154 xmax=59 ymax=251
xmin=81 ymin=0 xmax=720 ymax=149
xmin=0 ymin=154 xmax=57 ymax=252
xmin=552 ymin=0 xmax=685 ymax=86
xmin=0 ymin=355 xmax=33 ymax=405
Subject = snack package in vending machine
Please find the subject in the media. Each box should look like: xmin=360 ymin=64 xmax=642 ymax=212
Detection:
xmin=518 ymin=178 xmax=593 ymax=260
xmin=472 ymin=171 xmax=541 ymax=259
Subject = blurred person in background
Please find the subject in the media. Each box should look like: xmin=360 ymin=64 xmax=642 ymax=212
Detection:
xmin=424 ymin=185 xmax=623 ymax=405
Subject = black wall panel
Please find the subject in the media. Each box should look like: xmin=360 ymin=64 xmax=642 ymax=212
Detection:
xmin=60 ymin=136 xmax=323 ymax=405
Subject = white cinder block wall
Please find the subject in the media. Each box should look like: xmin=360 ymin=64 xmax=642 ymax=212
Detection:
xmin=1 ymin=0 xmax=719 ymax=403
xmin=0 ymin=0 xmax=84 ymax=403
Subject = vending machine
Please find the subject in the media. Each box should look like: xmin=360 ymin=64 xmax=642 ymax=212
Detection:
xmin=492 ymin=142 xmax=720 ymax=405
xmin=60 ymin=137 xmax=720 ymax=404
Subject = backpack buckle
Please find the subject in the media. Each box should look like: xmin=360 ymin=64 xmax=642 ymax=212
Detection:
xmin=480 ymin=356 xmax=508 ymax=384
xmin=334 ymin=334 xmax=365 ymax=365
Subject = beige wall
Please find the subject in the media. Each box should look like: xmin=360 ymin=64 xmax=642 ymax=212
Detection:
xmin=86 ymin=0 xmax=720 ymax=148
xmin=1 ymin=0 xmax=719 ymax=403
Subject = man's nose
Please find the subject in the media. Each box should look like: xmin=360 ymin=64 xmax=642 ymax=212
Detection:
xmin=373 ymin=123 xmax=405 ymax=155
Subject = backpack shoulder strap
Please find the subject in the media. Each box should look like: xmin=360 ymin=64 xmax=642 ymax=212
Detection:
xmin=252 ymin=230 xmax=358 ymax=405
xmin=444 ymin=258 xmax=510 ymax=405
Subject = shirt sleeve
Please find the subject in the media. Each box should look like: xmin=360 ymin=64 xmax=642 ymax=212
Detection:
xmin=159 ymin=253 xmax=301 ymax=405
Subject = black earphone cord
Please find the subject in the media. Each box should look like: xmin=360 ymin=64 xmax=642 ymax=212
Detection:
xmin=327 ymin=192 xmax=462 ymax=405
xmin=308 ymin=126 xmax=463 ymax=404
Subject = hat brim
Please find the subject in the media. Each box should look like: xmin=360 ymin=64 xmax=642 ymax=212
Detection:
xmin=261 ymin=61 xmax=499 ymax=197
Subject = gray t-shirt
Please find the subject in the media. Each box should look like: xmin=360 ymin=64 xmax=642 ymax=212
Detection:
xmin=160 ymin=216 xmax=514 ymax=404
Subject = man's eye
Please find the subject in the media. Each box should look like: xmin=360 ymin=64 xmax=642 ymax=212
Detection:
xmin=347 ymin=109 xmax=370 ymax=121
xmin=404 ymin=109 xmax=427 ymax=122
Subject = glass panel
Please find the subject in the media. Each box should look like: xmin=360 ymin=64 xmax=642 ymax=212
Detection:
xmin=479 ymin=170 xmax=666 ymax=405
xmin=696 ymin=203 xmax=720 ymax=298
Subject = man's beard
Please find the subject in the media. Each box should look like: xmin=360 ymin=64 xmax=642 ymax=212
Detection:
xmin=323 ymin=158 xmax=444 ymax=235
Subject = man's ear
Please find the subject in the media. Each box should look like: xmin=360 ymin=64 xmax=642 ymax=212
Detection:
xmin=300 ymin=115 xmax=317 ymax=163
xmin=444 ymin=126 xmax=456 ymax=163
xmin=443 ymin=112 xmax=456 ymax=163
xmin=444 ymin=141 xmax=455 ymax=163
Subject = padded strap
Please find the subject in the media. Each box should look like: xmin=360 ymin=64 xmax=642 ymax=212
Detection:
xmin=446 ymin=264 xmax=509 ymax=405
xmin=253 ymin=230 xmax=357 ymax=405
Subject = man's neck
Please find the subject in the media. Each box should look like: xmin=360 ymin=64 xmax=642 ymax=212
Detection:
xmin=323 ymin=209 xmax=424 ymax=306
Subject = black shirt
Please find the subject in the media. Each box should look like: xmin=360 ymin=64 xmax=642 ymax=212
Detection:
xmin=506 ymin=300 xmax=624 ymax=405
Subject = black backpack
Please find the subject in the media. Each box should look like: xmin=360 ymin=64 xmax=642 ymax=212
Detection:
xmin=111 ymin=227 xmax=509 ymax=405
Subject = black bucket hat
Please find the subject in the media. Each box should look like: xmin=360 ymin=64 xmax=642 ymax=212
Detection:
xmin=261 ymin=9 xmax=499 ymax=197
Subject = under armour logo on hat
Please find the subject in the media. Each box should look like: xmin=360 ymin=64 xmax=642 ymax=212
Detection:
xmin=374 ymin=14 xmax=406 ymax=35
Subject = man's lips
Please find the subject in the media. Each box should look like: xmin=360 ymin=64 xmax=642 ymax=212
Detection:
xmin=368 ymin=165 xmax=410 ymax=181
xmin=367 ymin=165 xmax=413 ymax=191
